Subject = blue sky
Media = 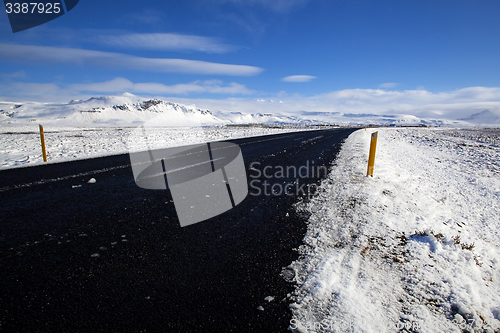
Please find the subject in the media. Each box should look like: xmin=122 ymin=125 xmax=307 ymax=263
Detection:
xmin=1 ymin=0 xmax=500 ymax=118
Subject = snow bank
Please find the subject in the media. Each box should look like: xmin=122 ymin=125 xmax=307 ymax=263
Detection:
xmin=287 ymin=128 xmax=500 ymax=332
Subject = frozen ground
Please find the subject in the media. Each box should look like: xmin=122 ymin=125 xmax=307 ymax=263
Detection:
xmin=286 ymin=127 xmax=500 ymax=332
xmin=0 ymin=125 xmax=315 ymax=170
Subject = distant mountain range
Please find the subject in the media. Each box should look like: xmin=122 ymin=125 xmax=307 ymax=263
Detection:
xmin=0 ymin=95 xmax=221 ymax=127
xmin=459 ymin=110 xmax=500 ymax=125
xmin=1 ymin=93 xmax=499 ymax=127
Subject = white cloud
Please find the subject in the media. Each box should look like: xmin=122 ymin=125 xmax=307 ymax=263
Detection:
xmin=0 ymin=78 xmax=255 ymax=98
xmin=281 ymin=75 xmax=317 ymax=83
xmin=70 ymin=78 xmax=255 ymax=95
xmin=0 ymin=43 xmax=263 ymax=76
xmin=163 ymin=87 xmax=500 ymax=120
xmin=100 ymin=33 xmax=238 ymax=53
xmin=318 ymin=87 xmax=500 ymax=118
xmin=379 ymin=82 xmax=398 ymax=88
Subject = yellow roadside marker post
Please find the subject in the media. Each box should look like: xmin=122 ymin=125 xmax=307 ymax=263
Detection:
xmin=367 ymin=131 xmax=378 ymax=176
xmin=39 ymin=124 xmax=47 ymax=162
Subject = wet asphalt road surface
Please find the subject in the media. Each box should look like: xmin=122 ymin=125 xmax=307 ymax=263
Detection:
xmin=0 ymin=128 xmax=356 ymax=332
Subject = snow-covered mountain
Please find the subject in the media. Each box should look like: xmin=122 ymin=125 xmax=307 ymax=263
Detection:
xmin=0 ymin=95 xmax=222 ymax=127
xmin=0 ymin=93 xmax=496 ymax=127
xmin=459 ymin=110 xmax=500 ymax=126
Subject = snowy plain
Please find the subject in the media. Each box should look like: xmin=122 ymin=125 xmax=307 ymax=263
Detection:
xmin=0 ymin=125 xmax=314 ymax=169
xmin=286 ymin=127 xmax=500 ymax=332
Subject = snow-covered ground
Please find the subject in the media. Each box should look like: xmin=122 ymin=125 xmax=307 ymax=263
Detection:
xmin=286 ymin=127 xmax=500 ymax=332
xmin=0 ymin=125 xmax=313 ymax=169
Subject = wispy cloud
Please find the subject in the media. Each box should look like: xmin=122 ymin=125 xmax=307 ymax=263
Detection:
xmin=203 ymin=0 xmax=308 ymax=37
xmin=379 ymin=82 xmax=398 ymax=88
xmin=0 ymin=78 xmax=255 ymax=98
xmin=70 ymin=78 xmax=255 ymax=95
xmin=0 ymin=43 xmax=263 ymax=76
xmin=124 ymin=8 xmax=165 ymax=25
xmin=100 ymin=33 xmax=239 ymax=53
xmin=0 ymin=82 xmax=61 ymax=96
xmin=217 ymin=10 xmax=267 ymax=35
xmin=1 ymin=70 xmax=28 ymax=79
xmin=281 ymin=75 xmax=316 ymax=82
xmin=213 ymin=0 xmax=309 ymax=13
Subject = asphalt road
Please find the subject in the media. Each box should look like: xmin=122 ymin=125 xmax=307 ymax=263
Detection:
xmin=0 ymin=128 xmax=356 ymax=332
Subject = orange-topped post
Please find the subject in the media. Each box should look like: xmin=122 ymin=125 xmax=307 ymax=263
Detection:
xmin=39 ymin=124 xmax=47 ymax=162
xmin=367 ymin=131 xmax=378 ymax=176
